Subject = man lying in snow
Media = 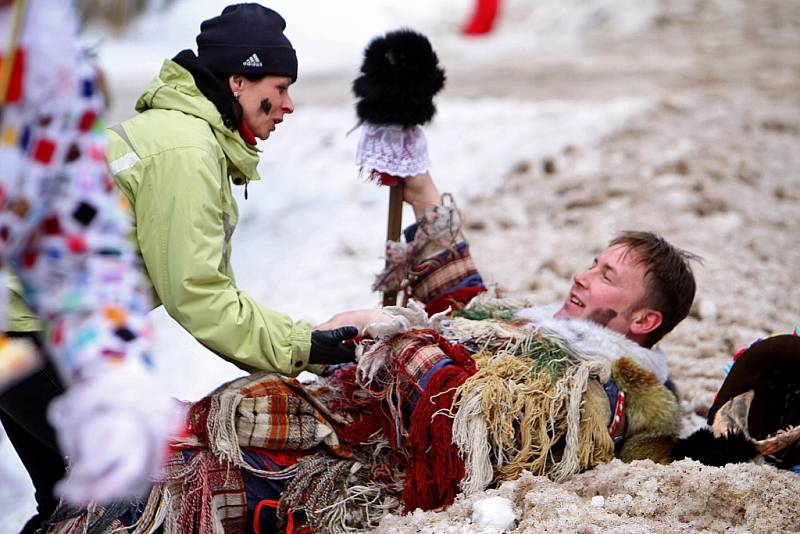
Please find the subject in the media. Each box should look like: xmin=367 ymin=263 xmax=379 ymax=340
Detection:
xmin=39 ymin=173 xmax=702 ymax=534
xmin=321 ymin=171 xmax=698 ymax=389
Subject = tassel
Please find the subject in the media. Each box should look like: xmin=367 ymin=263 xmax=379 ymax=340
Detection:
xmin=403 ymin=365 xmax=470 ymax=511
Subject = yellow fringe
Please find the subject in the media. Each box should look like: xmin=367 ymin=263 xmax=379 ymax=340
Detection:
xmin=454 ymin=342 xmax=614 ymax=485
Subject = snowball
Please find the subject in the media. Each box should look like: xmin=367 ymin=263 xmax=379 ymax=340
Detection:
xmin=472 ymin=496 xmax=516 ymax=532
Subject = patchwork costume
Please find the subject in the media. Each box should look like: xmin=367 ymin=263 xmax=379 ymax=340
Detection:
xmin=41 ymin=201 xmax=683 ymax=533
xmin=0 ymin=0 xmax=174 ymax=515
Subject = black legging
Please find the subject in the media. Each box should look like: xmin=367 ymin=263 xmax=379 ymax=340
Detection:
xmin=0 ymin=332 xmax=67 ymax=534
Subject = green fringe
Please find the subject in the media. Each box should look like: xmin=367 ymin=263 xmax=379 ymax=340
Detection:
xmin=513 ymin=332 xmax=574 ymax=379
xmin=455 ymin=298 xmax=525 ymax=322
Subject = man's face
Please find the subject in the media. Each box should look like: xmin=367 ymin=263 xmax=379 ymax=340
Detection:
xmin=236 ymin=75 xmax=294 ymax=140
xmin=554 ymin=245 xmax=651 ymax=337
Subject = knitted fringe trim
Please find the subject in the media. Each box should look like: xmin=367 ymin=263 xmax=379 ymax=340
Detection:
xmin=42 ymin=485 xmax=172 ymax=533
xmin=452 ymin=331 xmax=614 ymax=488
xmin=278 ymin=451 xmax=402 ymax=533
xmin=403 ymin=364 xmax=470 ymax=511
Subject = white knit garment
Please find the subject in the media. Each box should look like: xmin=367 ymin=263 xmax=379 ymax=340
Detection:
xmin=355 ymin=123 xmax=429 ymax=177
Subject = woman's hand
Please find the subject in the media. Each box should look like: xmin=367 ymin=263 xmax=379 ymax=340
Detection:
xmin=314 ymin=308 xmax=392 ymax=334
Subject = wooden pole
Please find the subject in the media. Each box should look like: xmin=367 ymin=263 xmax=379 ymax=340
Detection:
xmin=382 ymin=181 xmax=404 ymax=306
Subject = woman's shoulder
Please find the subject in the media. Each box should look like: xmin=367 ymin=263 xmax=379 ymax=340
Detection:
xmin=120 ymin=108 xmax=223 ymax=161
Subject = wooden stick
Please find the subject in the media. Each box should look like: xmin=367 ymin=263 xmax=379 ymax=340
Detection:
xmin=382 ymin=181 xmax=404 ymax=306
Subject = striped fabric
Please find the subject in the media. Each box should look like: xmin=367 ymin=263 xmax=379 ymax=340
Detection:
xmin=236 ymin=377 xmax=332 ymax=451
xmin=410 ymin=241 xmax=484 ymax=303
xmin=391 ymin=331 xmax=454 ymax=385
xmin=165 ymin=450 xmax=248 ymax=534
xmin=189 ymin=372 xmax=350 ymax=458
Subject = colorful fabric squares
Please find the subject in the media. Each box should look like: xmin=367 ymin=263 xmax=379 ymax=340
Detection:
xmin=77 ymin=110 xmax=97 ymax=132
xmin=66 ymin=234 xmax=87 ymax=253
xmin=81 ymin=77 xmax=94 ymax=98
xmin=72 ymin=202 xmax=97 ymax=225
xmin=1 ymin=126 xmax=17 ymax=147
xmin=42 ymin=215 xmax=62 ymax=234
xmin=33 ymin=138 xmax=57 ymax=164
xmin=9 ymin=198 xmax=29 ymax=217
xmin=114 ymin=327 xmax=136 ymax=342
xmin=65 ymin=143 xmax=81 ymax=162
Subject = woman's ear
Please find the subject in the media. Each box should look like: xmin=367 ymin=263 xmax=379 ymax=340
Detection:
xmin=228 ymin=75 xmax=244 ymax=94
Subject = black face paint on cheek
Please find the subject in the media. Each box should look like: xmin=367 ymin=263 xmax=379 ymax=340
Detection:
xmin=586 ymin=308 xmax=618 ymax=327
xmin=260 ymin=98 xmax=272 ymax=114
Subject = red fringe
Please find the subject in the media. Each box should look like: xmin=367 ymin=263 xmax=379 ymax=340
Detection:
xmin=367 ymin=170 xmax=400 ymax=187
xmin=402 ymin=365 xmax=470 ymax=512
xmin=401 ymin=329 xmax=477 ymax=511
xmin=329 ymin=329 xmax=479 ymax=510
xmin=327 ymin=364 xmax=385 ymax=446
xmin=425 ymin=286 xmax=486 ymax=316
xmin=435 ymin=331 xmax=478 ymax=376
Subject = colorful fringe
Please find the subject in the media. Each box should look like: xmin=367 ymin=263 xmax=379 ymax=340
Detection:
xmin=450 ymin=329 xmax=615 ymax=494
xmin=40 ymin=308 xmax=678 ymax=533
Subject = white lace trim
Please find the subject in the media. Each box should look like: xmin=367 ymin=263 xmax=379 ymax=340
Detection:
xmin=355 ymin=123 xmax=430 ymax=177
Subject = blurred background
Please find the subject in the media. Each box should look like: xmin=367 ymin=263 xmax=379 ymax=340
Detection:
xmin=2 ymin=1 xmax=798 ymax=530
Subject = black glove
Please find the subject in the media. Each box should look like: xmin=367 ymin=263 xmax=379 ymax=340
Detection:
xmin=309 ymin=326 xmax=359 ymax=365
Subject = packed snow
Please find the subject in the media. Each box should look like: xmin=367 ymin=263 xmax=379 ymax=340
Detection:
xmin=2 ymin=0 xmax=799 ymax=532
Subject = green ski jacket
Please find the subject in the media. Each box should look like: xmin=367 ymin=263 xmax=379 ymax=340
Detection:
xmin=103 ymin=59 xmax=311 ymax=375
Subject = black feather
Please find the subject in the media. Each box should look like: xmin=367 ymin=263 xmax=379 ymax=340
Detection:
xmin=353 ymin=28 xmax=446 ymax=127
xmin=672 ymin=428 xmax=758 ymax=466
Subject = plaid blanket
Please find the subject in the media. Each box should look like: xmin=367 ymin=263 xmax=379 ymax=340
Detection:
xmin=188 ymin=372 xmax=351 ymax=467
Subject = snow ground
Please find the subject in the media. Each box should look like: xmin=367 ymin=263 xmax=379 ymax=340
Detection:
xmin=2 ymin=0 xmax=799 ymax=531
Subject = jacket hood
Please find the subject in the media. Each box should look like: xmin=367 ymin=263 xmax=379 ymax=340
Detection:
xmin=135 ymin=58 xmax=261 ymax=184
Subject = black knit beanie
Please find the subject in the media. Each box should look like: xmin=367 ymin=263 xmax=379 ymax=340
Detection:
xmin=196 ymin=3 xmax=297 ymax=81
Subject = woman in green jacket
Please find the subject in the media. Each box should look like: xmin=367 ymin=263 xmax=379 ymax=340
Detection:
xmin=104 ymin=4 xmax=357 ymax=374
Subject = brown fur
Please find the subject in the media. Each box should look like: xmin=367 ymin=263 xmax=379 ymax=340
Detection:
xmin=612 ymin=357 xmax=680 ymax=463
xmin=614 ymin=357 xmax=661 ymax=387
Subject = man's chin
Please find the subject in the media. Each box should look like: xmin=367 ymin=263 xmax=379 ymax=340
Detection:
xmin=554 ymin=304 xmax=574 ymax=319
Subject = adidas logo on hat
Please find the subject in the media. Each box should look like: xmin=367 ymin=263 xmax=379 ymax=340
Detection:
xmin=243 ymin=53 xmax=263 ymax=67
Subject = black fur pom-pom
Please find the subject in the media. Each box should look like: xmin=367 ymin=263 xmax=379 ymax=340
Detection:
xmin=353 ymin=29 xmax=446 ymax=127
xmin=672 ymin=428 xmax=758 ymax=466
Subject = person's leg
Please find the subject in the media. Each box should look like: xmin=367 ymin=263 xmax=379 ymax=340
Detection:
xmin=0 ymin=333 xmax=66 ymax=534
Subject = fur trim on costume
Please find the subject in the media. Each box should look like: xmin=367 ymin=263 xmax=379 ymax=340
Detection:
xmin=612 ymin=357 xmax=680 ymax=463
xmin=515 ymin=304 xmax=670 ymax=383
xmin=353 ymin=29 xmax=446 ymax=127
xmin=672 ymin=428 xmax=758 ymax=466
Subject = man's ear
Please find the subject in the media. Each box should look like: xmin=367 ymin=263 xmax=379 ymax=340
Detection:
xmin=630 ymin=308 xmax=662 ymax=336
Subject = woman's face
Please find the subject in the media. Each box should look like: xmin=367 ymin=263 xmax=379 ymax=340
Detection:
xmin=230 ymin=75 xmax=294 ymax=140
